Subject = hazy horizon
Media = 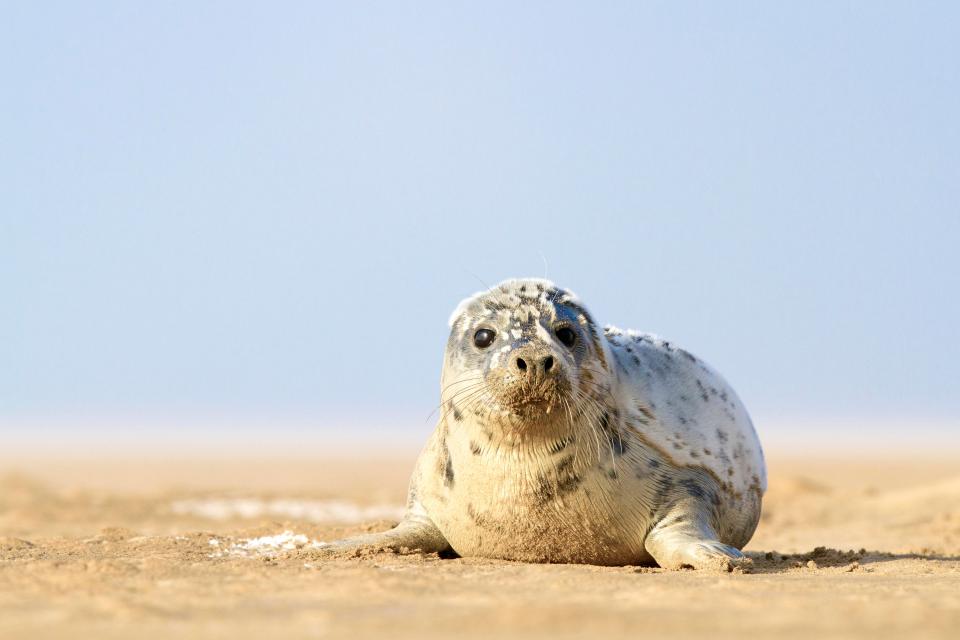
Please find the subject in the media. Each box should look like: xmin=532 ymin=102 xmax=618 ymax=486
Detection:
xmin=3 ymin=3 xmax=958 ymax=447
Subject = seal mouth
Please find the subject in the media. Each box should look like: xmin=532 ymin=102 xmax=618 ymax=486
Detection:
xmin=491 ymin=377 xmax=571 ymax=422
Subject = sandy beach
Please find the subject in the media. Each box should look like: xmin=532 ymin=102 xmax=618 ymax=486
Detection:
xmin=1 ymin=450 xmax=958 ymax=639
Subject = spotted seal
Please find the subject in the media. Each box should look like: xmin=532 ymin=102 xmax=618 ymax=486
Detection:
xmin=319 ymin=278 xmax=766 ymax=570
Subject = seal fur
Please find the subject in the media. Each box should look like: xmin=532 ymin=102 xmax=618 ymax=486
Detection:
xmin=317 ymin=278 xmax=766 ymax=570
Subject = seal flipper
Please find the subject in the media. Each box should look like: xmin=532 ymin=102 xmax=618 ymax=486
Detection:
xmin=312 ymin=514 xmax=451 ymax=559
xmin=644 ymin=508 xmax=749 ymax=572
xmin=313 ymin=445 xmax=452 ymax=559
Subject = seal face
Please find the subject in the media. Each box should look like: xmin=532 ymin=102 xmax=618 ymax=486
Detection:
xmin=320 ymin=278 xmax=766 ymax=570
xmin=442 ymin=279 xmax=595 ymax=439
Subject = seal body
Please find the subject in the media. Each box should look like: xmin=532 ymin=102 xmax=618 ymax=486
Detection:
xmin=321 ymin=278 xmax=765 ymax=570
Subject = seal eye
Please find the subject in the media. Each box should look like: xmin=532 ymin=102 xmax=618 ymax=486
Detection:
xmin=474 ymin=328 xmax=496 ymax=349
xmin=555 ymin=327 xmax=577 ymax=348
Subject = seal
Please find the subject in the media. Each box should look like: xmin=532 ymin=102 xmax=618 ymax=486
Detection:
xmin=318 ymin=278 xmax=766 ymax=570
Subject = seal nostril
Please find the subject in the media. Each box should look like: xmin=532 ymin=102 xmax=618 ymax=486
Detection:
xmin=543 ymin=356 xmax=554 ymax=372
xmin=516 ymin=357 xmax=527 ymax=372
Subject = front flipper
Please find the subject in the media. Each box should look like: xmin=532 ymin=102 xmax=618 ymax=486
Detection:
xmin=645 ymin=511 xmax=749 ymax=572
xmin=311 ymin=515 xmax=451 ymax=559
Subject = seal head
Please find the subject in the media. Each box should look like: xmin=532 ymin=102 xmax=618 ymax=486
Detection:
xmin=442 ymin=279 xmax=608 ymax=438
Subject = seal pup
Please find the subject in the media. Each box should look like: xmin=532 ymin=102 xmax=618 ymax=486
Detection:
xmin=318 ymin=278 xmax=766 ymax=570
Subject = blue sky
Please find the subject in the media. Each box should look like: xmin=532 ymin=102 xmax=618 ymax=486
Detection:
xmin=2 ymin=3 xmax=958 ymax=443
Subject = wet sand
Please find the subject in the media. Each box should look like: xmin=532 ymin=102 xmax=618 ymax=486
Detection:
xmin=1 ymin=451 xmax=958 ymax=639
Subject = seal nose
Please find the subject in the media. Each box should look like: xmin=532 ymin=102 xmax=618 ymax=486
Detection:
xmin=512 ymin=351 xmax=557 ymax=379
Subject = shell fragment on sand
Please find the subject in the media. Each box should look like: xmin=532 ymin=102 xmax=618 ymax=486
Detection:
xmin=208 ymin=530 xmax=328 ymax=558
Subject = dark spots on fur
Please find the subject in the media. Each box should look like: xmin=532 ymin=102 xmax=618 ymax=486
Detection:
xmin=652 ymin=476 xmax=675 ymax=505
xmin=444 ymin=458 xmax=455 ymax=487
xmin=608 ymin=430 xmax=627 ymax=456
xmin=599 ymin=411 xmax=610 ymax=433
xmin=680 ymin=478 xmax=706 ymax=500
xmin=679 ymin=416 xmax=688 ymax=425
xmin=556 ymin=454 xmax=575 ymax=475
xmin=695 ymin=379 xmax=709 ymax=402
xmin=553 ymin=472 xmax=582 ymax=497
xmin=703 ymin=448 xmax=712 ymax=456
xmin=648 ymin=458 xmax=661 ymax=469
xmin=537 ymin=473 xmax=583 ymax=502
xmin=637 ymin=406 xmax=656 ymax=422
xmin=469 ymin=440 xmax=482 ymax=455
xmin=534 ymin=455 xmax=582 ymax=503
xmin=720 ymin=390 xmax=729 ymax=403
xmin=557 ymin=473 xmax=582 ymax=495
xmin=672 ymin=442 xmax=683 ymax=450
xmin=716 ymin=429 xmax=729 ymax=443
xmin=607 ymin=468 xmax=618 ymax=479
xmin=598 ymin=410 xmax=627 ymax=455
xmin=466 ymin=503 xmax=489 ymax=527
xmin=690 ymin=451 xmax=699 ymax=458
xmin=443 ymin=443 xmax=455 ymax=488
xmin=452 ymin=406 xmax=463 ymax=422
xmin=679 ymin=349 xmax=697 ymax=362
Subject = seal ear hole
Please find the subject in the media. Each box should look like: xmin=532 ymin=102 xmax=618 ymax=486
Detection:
xmin=555 ymin=327 xmax=577 ymax=348
xmin=474 ymin=328 xmax=496 ymax=349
